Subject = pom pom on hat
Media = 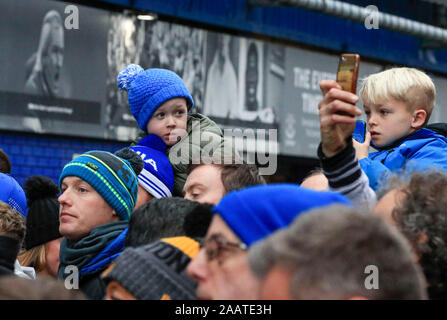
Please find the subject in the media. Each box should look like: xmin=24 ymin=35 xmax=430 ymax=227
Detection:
xmin=183 ymin=203 xmax=213 ymax=239
xmin=23 ymin=175 xmax=61 ymax=250
xmin=24 ymin=175 xmax=59 ymax=207
xmin=117 ymin=64 xmax=144 ymax=92
xmin=117 ymin=65 xmax=194 ymax=132
xmin=114 ymin=148 xmax=144 ymax=176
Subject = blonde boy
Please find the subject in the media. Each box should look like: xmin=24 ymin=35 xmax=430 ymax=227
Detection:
xmin=355 ymin=67 xmax=447 ymax=190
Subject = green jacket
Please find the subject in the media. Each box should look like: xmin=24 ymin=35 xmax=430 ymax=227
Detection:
xmin=133 ymin=113 xmax=239 ymax=196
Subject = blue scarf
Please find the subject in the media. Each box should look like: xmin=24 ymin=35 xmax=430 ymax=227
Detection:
xmin=58 ymin=221 xmax=128 ymax=278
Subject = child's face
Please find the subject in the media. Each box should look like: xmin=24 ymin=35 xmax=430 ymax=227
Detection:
xmin=146 ymin=98 xmax=188 ymax=146
xmin=364 ymin=98 xmax=415 ymax=148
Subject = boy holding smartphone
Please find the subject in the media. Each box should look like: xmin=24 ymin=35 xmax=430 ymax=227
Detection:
xmin=319 ymin=67 xmax=447 ymax=191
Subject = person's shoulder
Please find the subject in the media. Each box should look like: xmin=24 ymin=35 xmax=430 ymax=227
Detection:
xmin=187 ymin=113 xmax=221 ymax=133
xmin=425 ymin=123 xmax=447 ymax=138
xmin=187 ymin=112 xmax=211 ymax=122
xmin=79 ymin=272 xmax=107 ymax=300
xmin=400 ymin=128 xmax=447 ymax=161
xmin=413 ymin=128 xmax=447 ymax=146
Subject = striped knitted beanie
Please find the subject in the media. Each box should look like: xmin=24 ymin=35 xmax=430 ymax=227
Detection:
xmin=129 ymin=134 xmax=174 ymax=199
xmin=59 ymin=151 xmax=139 ymax=221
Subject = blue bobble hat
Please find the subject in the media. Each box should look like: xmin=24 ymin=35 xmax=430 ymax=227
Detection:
xmin=213 ymin=183 xmax=351 ymax=247
xmin=117 ymin=64 xmax=194 ymax=132
xmin=0 ymin=172 xmax=28 ymax=218
xmin=59 ymin=151 xmax=139 ymax=221
xmin=129 ymin=134 xmax=174 ymax=198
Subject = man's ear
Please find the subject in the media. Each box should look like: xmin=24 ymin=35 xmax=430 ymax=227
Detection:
xmin=411 ymin=109 xmax=427 ymax=129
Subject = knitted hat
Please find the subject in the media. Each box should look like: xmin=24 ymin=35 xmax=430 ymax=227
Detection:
xmin=23 ymin=175 xmax=61 ymax=250
xmin=0 ymin=173 xmax=28 ymax=218
xmin=129 ymin=134 xmax=174 ymax=198
xmin=102 ymin=236 xmax=200 ymax=300
xmin=59 ymin=151 xmax=141 ymax=221
xmin=213 ymin=183 xmax=351 ymax=247
xmin=117 ymin=64 xmax=194 ymax=132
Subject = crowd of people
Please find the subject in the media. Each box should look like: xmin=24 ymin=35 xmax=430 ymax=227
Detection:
xmin=0 ymin=63 xmax=446 ymax=300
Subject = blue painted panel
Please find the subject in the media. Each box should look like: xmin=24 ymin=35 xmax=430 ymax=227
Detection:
xmin=0 ymin=132 xmax=128 ymax=187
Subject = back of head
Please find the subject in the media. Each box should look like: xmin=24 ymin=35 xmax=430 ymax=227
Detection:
xmin=213 ymin=184 xmax=351 ymax=247
xmin=249 ymin=205 xmax=427 ymax=300
xmin=0 ymin=201 xmax=26 ymax=249
xmin=0 ymin=172 xmax=28 ymax=218
xmin=23 ymin=175 xmax=61 ymax=250
xmin=125 ymin=197 xmax=205 ymax=247
xmin=360 ymin=67 xmax=435 ymax=125
xmin=388 ymin=170 xmax=447 ymax=299
xmin=0 ymin=276 xmax=86 ymax=300
xmin=103 ymin=236 xmax=200 ymax=300
xmin=0 ymin=149 xmax=11 ymax=174
xmin=221 ymin=163 xmax=266 ymax=193
xmin=300 ymin=168 xmax=328 ymax=191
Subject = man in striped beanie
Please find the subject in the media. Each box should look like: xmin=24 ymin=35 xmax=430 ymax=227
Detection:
xmin=57 ymin=149 xmax=143 ymax=300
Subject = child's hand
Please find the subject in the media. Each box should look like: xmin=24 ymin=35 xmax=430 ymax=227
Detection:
xmin=353 ymin=131 xmax=371 ymax=160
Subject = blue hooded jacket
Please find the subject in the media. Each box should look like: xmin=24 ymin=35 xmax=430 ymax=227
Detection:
xmin=359 ymin=128 xmax=447 ymax=191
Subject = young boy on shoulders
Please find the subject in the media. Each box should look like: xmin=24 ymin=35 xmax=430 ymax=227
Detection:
xmin=350 ymin=67 xmax=447 ymax=190
xmin=118 ymin=65 xmax=238 ymax=196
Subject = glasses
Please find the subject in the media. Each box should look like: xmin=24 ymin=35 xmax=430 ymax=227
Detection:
xmin=201 ymin=234 xmax=248 ymax=261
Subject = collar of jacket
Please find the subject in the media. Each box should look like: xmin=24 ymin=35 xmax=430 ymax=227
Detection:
xmin=0 ymin=235 xmax=20 ymax=273
xmin=58 ymin=221 xmax=128 ymax=278
xmin=371 ymin=128 xmax=431 ymax=151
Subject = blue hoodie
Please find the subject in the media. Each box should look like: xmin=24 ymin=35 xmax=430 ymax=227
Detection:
xmin=359 ymin=128 xmax=447 ymax=191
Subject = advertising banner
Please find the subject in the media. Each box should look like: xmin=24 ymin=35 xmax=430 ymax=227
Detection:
xmin=1 ymin=0 xmax=445 ymax=158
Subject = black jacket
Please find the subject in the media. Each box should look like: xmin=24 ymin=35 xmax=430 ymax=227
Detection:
xmin=0 ymin=235 xmax=20 ymax=277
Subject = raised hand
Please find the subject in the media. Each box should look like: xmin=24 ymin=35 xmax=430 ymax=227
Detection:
xmin=318 ymin=80 xmax=362 ymax=157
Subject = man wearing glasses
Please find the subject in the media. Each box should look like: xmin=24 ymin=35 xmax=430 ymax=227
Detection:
xmin=186 ymin=183 xmax=350 ymax=300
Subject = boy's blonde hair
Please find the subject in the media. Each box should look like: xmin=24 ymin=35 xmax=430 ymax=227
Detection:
xmin=359 ymin=67 xmax=436 ymax=125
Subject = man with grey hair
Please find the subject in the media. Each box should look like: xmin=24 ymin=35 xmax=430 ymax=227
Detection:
xmin=248 ymin=205 xmax=427 ymax=300
xmin=372 ymin=170 xmax=447 ymax=299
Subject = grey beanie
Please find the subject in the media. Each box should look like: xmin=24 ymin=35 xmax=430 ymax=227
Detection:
xmin=102 ymin=236 xmax=200 ymax=300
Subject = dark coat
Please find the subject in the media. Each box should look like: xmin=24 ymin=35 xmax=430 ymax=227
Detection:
xmin=0 ymin=236 xmax=20 ymax=277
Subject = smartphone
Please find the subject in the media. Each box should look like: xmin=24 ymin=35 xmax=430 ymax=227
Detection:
xmin=353 ymin=120 xmax=366 ymax=143
xmin=336 ymin=54 xmax=360 ymax=94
